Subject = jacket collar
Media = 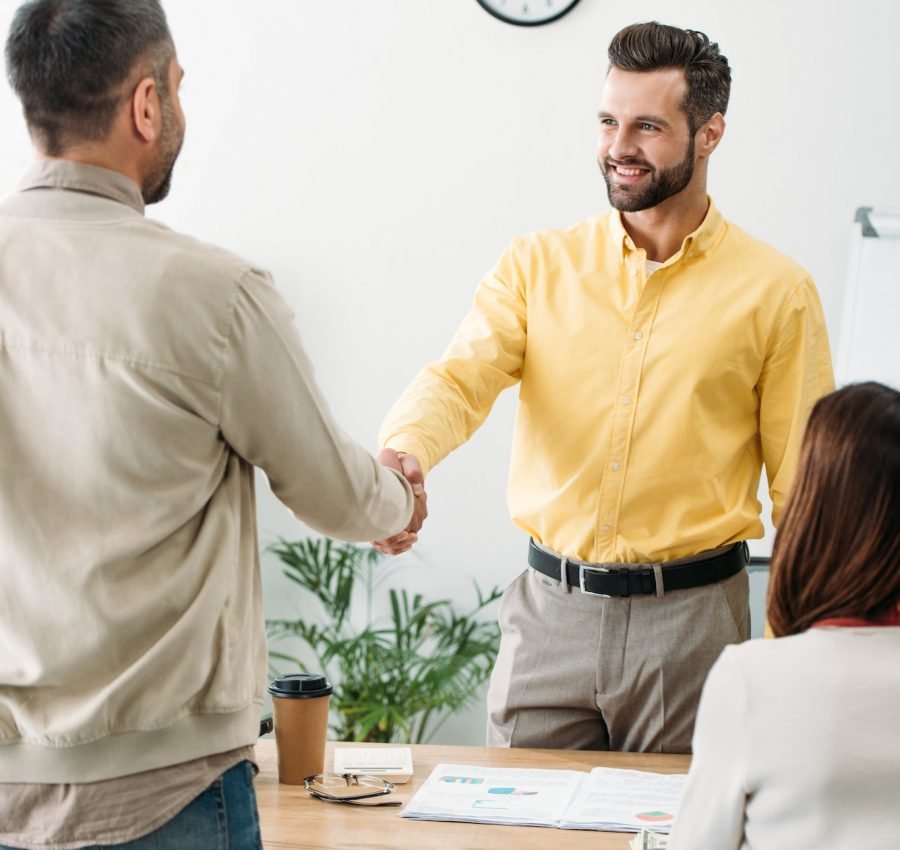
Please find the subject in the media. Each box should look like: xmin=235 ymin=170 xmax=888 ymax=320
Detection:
xmin=17 ymin=159 xmax=145 ymax=215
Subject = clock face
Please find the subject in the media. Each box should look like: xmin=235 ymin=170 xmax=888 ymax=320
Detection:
xmin=475 ymin=0 xmax=582 ymax=27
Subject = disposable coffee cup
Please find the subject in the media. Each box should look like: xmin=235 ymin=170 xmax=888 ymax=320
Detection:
xmin=268 ymin=673 xmax=333 ymax=785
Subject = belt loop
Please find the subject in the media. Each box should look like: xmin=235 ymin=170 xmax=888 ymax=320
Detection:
xmin=559 ymin=556 xmax=571 ymax=593
xmin=651 ymin=563 xmax=665 ymax=598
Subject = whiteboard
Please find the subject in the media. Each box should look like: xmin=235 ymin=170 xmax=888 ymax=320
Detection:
xmin=837 ymin=207 xmax=900 ymax=389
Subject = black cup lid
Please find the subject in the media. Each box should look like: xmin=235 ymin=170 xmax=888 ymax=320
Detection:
xmin=268 ymin=673 xmax=333 ymax=699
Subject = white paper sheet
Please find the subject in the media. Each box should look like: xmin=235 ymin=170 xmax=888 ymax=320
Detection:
xmin=400 ymin=763 xmax=686 ymax=833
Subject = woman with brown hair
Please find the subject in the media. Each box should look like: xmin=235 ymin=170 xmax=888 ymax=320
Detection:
xmin=669 ymin=381 xmax=900 ymax=849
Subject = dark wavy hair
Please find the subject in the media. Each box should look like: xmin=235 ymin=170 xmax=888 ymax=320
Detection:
xmin=767 ymin=382 xmax=900 ymax=637
xmin=608 ymin=21 xmax=731 ymax=134
xmin=5 ymin=0 xmax=173 ymax=155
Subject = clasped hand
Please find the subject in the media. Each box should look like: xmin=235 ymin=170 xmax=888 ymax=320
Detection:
xmin=373 ymin=449 xmax=427 ymax=555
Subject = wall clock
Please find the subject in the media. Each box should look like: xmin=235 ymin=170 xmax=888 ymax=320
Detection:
xmin=475 ymin=0 xmax=582 ymax=27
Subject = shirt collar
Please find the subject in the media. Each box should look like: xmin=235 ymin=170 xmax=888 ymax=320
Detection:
xmin=17 ymin=159 xmax=145 ymax=215
xmin=608 ymin=197 xmax=726 ymax=264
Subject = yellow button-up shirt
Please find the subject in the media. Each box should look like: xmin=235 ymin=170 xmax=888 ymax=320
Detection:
xmin=380 ymin=202 xmax=834 ymax=563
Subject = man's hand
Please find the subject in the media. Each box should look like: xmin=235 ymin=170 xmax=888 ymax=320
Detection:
xmin=373 ymin=449 xmax=427 ymax=555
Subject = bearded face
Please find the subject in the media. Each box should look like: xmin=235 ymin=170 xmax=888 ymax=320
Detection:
xmin=600 ymin=132 xmax=695 ymax=213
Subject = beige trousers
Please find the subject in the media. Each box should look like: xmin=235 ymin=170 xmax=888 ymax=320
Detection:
xmin=486 ymin=562 xmax=750 ymax=754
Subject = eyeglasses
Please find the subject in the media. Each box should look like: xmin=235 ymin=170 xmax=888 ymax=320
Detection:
xmin=304 ymin=773 xmax=401 ymax=807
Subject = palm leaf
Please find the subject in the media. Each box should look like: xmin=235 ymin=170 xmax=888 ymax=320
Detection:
xmin=266 ymin=537 xmax=501 ymax=743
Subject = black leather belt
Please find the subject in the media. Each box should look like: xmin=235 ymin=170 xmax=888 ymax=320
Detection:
xmin=528 ymin=539 xmax=748 ymax=598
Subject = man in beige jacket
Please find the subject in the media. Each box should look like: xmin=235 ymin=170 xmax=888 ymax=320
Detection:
xmin=0 ymin=1 xmax=421 ymax=848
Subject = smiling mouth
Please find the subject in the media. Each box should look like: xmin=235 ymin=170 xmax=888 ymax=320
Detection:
xmin=607 ymin=160 xmax=652 ymax=179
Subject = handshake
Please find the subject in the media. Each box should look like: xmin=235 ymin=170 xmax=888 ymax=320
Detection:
xmin=373 ymin=448 xmax=427 ymax=555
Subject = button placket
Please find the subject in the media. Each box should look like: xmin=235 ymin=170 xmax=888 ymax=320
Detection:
xmin=592 ymin=268 xmax=662 ymax=560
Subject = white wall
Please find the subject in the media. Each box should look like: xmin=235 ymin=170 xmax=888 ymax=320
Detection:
xmin=2 ymin=0 xmax=899 ymax=744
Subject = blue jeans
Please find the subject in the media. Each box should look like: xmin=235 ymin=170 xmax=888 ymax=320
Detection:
xmin=1 ymin=760 xmax=262 ymax=850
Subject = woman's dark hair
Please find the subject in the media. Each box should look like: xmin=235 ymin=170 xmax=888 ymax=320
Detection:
xmin=608 ymin=21 xmax=731 ymax=134
xmin=5 ymin=0 xmax=173 ymax=155
xmin=767 ymin=382 xmax=900 ymax=637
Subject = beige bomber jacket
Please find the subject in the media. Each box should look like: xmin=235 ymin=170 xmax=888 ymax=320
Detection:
xmin=0 ymin=161 xmax=413 ymax=783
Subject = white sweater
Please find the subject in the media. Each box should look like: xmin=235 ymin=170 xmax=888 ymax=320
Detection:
xmin=668 ymin=627 xmax=900 ymax=850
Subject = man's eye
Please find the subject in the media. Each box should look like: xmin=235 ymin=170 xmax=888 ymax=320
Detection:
xmin=639 ymin=123 xmax=658 ymax=132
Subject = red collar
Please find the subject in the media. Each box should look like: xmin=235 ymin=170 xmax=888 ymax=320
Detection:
xmin=814 ymin=610 xmax=900 ymax=629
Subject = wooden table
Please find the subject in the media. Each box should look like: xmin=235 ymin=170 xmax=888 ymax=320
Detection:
xmin=255 ymin=739 xmax=689 ymax=849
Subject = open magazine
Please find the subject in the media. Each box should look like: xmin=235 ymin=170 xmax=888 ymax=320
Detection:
xmin=400 ymin=763 xmax=686 ymax=833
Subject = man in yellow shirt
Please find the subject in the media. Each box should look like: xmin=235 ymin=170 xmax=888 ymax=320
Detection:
xmin=377 ymin=22 xmax=834 ymax=753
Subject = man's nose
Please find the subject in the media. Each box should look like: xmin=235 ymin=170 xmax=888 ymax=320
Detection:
xmin=607 ymin=127 xmax=638 ymax=161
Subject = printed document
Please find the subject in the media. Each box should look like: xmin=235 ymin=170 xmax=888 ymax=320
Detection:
xmin=400 ymin=763 xmax=686 ymax=833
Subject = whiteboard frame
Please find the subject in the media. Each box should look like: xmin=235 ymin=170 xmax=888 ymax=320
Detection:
xmin=836 ymin=206 xmax=900 ymax=389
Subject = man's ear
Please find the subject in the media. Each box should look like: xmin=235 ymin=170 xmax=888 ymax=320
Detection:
xmin=696 ymin=112 xmax=725 ymax=157
xmin=131 ymin=76 xmax=160 ymax=144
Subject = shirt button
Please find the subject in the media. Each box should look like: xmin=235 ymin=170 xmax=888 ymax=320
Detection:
xmin=621 ymin=395 xmax=631 ymax=406
xmin=629 ymin=268 xmax=637 ymax=277
xmin=610 ymin=461 xmax=621 ymax=471
xmin=633 ymin=331 xmax=643 ymax=341
xmin=601 ymin=524 xmax=611 ymax=534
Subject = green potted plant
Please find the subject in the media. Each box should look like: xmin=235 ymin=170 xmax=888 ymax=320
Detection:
xmin=266 ymin=537 xmax=502 ymax=744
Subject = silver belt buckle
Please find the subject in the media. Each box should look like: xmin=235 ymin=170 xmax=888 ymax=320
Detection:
xmin=578 ymin=563 xmax=612 ymax=598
